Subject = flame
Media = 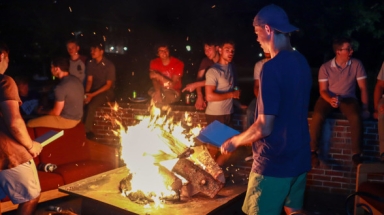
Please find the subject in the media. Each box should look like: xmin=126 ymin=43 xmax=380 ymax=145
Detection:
xmin=116 ymin=103 xmax=202 ymax=207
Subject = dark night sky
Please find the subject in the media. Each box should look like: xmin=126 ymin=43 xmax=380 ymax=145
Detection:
xmin=0 ymin=0 xmax=383 ymax=107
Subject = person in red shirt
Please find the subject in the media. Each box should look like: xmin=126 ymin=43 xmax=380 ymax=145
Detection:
xmin=148 ymin=43 xmax=184 ymax=105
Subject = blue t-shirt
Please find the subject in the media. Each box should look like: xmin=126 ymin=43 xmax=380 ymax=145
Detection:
xmin=252 ymin=50 xmax=312 ymax=177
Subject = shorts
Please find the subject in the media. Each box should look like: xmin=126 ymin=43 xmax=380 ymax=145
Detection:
xmin=0 ymin=159 xmax=41 ymax=204
xmin=242 ymin=171 xmax=307 ymax=215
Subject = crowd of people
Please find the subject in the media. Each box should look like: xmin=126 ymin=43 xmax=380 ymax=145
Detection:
xmin=1 ymin=3 xmax=384 ymax=215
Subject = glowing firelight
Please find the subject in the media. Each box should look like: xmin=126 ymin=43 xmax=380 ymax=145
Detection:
xmin=114 ymin=103 xmax=202 ymax=207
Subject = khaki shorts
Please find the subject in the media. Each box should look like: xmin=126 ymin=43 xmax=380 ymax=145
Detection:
xmin=0 ymin=159 xmax=41 ymax=204
xmin=242 ymin=171 xmax=307 ymax=215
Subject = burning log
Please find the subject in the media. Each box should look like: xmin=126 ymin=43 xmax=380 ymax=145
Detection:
xmin=172 ymin=158 xmax=224 ymax=198
xmin=158 ymin=165 xmax=182 ymax=191
xmin=119 ymin=167 xmax=181 ymax=204
xmin=189 ymin=146 xmax=225 ymax=184
xmin=151 ymin=150 xmax=177 ymax=163
xmin=159 ymin=130 xmax=189 ymax=157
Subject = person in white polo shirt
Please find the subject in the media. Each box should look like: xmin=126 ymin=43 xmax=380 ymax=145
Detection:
xmin=373 ymin=62 xmax=384 ymax=162
xmin=310 ymin=37 xmax=370 ymax=167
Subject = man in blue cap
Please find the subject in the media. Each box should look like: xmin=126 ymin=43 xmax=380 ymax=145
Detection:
xmin=221 ymin=4 xmax=312 ymax=215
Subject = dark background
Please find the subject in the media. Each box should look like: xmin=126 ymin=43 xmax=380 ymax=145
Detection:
xmin=0 ymin=0 xmax=383 ymax=110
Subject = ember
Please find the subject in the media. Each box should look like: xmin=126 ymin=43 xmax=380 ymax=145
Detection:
xmin=114 ymin=103 xmax=225 ymax=207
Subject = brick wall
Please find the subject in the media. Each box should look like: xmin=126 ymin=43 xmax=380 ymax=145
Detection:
xmin=92 ymin=103 xmax=383 ymax=195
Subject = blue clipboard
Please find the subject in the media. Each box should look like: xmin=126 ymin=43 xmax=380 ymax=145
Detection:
xmin=196 ymin=120 xmax=240 ymax=147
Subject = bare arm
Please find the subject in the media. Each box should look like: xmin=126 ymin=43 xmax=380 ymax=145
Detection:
xmin=193 ymin=69 xmax=207 ymax=110
xmin=170 ymin=74 xmax=181 ymax=88
xmin=85 ymin=75 xmax=93 ymax=93
xmin=85 ymin=80 xmax=113 ymax=104
xmin=205 ymin=85 xmax=239 ymax=102
xmin=47 ymin=101 xmax=64 ymax=116
xmin=196 ymin=68 xmax=205 ymax=95
xmin=89 ymin=80 xmax=113 ymax=97
xmin=253 ymin=80 xmax=259 ymax=97
xmin=319 ymin=81 xmax=338 ymax=108
xmin=373 ymin=79 xmax=384 ymax=118
xmin=221 ymin=114 xmax=275 ymax=153
xmin=357 ymin=78 xmax=370 ymax=119
xmin=149 ymin=70 xmax=167 ymax=94
xmin=182 ymin=80 xmax=205 ymax=92
xmin=0 ymin=100 xmax=42 ymax=157
xmin=357 ymin=78 xmax=369 ymax=110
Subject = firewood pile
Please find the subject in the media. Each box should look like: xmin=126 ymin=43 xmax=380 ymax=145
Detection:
xmin=119 ymin=145 xmax=225 ymax=204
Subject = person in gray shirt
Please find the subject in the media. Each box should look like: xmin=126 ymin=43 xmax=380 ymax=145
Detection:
xmin=28 ymin=57 xmax=84 ymax=129
xmin=67 ymin=39 xmax=87 ymax=84
xmin=205 ymin=40 xmax=240 ymax=166
xmin=205 ymin=40 xmax=240 ymax=125
xmin=83 ymin=42 xmax=115 ymax=139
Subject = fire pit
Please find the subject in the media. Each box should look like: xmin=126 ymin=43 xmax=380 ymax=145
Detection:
xmin=59 ymin=167 xmax=247 ymax=215
xmin=58 ymin=103 xmax=248 ymax=214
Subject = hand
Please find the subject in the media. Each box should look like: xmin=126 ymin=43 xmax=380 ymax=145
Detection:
xmin=329 ymin=96 xmax=339 ymax=108
xmin=182 ymin=83 xmax=197 ymax=93
xmin=28 ymin=141 xmax=43 ymax=158
xmin=221 ymin=137 xmax=238 ymax=154
xmin=232 ymin=90 xmax=240 ymax=99
xmin=152 ymin=91 xmax=162 ymax=103
xmin=149 ymin=70 xmax=161 ymax=80
xmin=84 ymin=93 xmax=92 ymax=104
xmin=194 ymin=96 xmax=206 ymax=110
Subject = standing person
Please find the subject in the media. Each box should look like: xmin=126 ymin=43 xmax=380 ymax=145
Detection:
xmin=66 ymin=39 xmax=87 ymax=84
xmin=310 ymin=37 xmax=369 ymax=167
xmin=245 ymin=52 xmax=271 ymax=130
xmin=0 ymin=43 xmax=42 ymax=215
xmin=83 ymin=43 xmax=116 ymax=139
xmin=204 ymin=40 xmax=240 ymax=166
xmin=205 ymin=40 xmax=240 ymax=126
xmin=221 ymin=4 xmax=312 ymax=215
xmin=148 ymin=43 xmax=184 ymax=106
xmin=27 ymin=57 xmax=84 ymax=129
xmin=194 ymin=40 xmax=220 ymax=110
xmin=373 ymin=61 xmax=384 ymax=162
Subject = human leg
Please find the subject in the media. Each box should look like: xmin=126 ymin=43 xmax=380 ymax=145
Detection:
xmin=83 ymin=91 xmax=112 ymax=133
xmin=242 ymin=172 xmax=300 ymax=215
xmin=16 ymin=196 xmax=40 ymax=215
xmin=339 ymin=98 xmax=363 ymax=164
xmin=27 ymin=115 xmax=80 ymax=129
xmin=378 ymin=97 xmax=384 ymax=161
xmin=309 ymin=97 xmax=333 ymax=166
xmin=283 ymin=172 xmax=307 ymax=214
xmin=0 ymin=160 xmax=41 ymax=215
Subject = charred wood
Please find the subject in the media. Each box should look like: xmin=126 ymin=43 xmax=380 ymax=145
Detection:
xmin=172 ymin=158 xmax=223 ymax=198
xmin=189 ymin=146 xmax=225 ymax=184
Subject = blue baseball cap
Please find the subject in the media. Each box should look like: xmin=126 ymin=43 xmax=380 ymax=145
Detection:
xmin=253 ymin=4 xmax=298 ymax=33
